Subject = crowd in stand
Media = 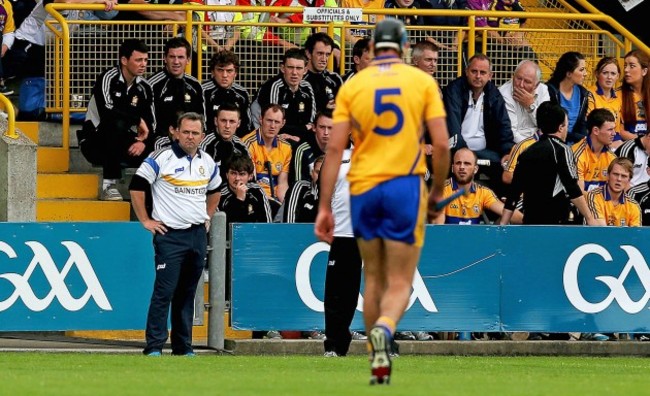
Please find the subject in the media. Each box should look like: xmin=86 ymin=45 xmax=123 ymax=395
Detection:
xmin=3 ymin=0 xmax=650 ymax=343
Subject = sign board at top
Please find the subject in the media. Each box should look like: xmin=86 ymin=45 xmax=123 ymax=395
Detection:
xmin=303 ymin=7 xmax=363 ymax=23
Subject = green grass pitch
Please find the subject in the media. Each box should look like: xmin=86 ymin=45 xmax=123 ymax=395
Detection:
xmin=2 ymin=353 xmax=650 ymax=395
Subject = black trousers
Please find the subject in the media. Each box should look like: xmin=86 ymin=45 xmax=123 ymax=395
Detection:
xmin=144 ymin=224 xmax=207 ymax=355
xmin=323 ymin=237 xmax=362 ymax=356
xmin=100 ymin=127 xmax=149 ymax=180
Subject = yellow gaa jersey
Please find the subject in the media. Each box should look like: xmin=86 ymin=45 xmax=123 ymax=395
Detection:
xmin=622 ymin=91 xmax=648 ymax=136
xmin=505 ymin=133 xmax=538 ymax=174
xmin=443 ymin=178 xmax=499 ymax=224
xmin=334 ymin=55 xmax=446 ymax=195
xmin=0 ymin=0 xmax=15 ymax=36
xmin=587 ymin=85 xmax=622 ymax=133
xmin=587 ymin=186 xmax=641 ymax=227
xmin=571 ymin=136 xmax=617 ymax=192
xmin=243 ymin=130 xmax=292 ymax=198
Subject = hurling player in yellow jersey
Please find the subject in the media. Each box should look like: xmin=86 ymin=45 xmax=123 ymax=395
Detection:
xmin=433 ymin=148 xmax=523 ymax=224
xmin=587 ymin=157 xmax=641 ymax=226
xmin=315 ymin=19 xmax=450 ymax=385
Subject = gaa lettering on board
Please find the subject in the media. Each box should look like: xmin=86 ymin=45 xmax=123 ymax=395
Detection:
xmin=0 ymin=241 xmax=112 ymax=312
xmin=295 ymin=242 xmax=438 ymax=312
xmin=563 ymin=244 xmax=650 ymax=314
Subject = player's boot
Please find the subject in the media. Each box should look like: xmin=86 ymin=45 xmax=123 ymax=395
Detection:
xmin=369 ymin=326 xmax=392 ymax=385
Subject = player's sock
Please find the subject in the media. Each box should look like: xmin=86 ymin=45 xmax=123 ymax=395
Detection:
xmin=375 ymin=316 xmax=396 ymax=336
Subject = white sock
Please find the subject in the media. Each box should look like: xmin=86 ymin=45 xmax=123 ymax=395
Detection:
xmin=102 ymin=179 xmax=117 ymax=190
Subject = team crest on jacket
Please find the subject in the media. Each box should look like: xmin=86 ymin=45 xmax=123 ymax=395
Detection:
xmin=131 ymin=96 xmax=139 ymax=106
xmin=199 ymin=166 xmax=205 ymax=177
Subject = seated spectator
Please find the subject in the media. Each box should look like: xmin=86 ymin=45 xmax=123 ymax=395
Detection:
xmin=384 ymin=0 xmax=436 ymax=27
xmin=304 ymin=32 xmax=343 ymax=112
xmin=148 ymin=37 xmax=204 ymax=150
xmin=200 ymin=102 xmax=251 ymax=185
xmin=587 ymin=157 xmax=640 ymax=227
xmin=290 ymin=110 xmax=331 ymax=185
xmin=79 ymin=39 xmax=154 ymax=201
xmin=219 ymin=153 xmax=273 ymax=225
xmin=283 ymin=155 xmax=322 ymax=223
xmin=620 ymin=50 xmax=649 ymax=139
xmin=615 ymin=132 xmax=650 ymax=188
xmin=443 ymin=53 xmax=514 ymax=196
xmin=251 ymin=48 xmax=316 ymax=144
xmin=432 ymin=148 xmax=523 ymax=224
xmin=204 ymin=0 xmax=236 ymax=49
xmin=342 ymin=0 xmax=384 ymax=43
xmin=502 ymin=130 xmax=539 ymax=185
xmin=411 ymin=40 xmax=439 ymax=78
xmin=343 ymin=37 xmax=371 ymax=82
xmin=115 ymin=0 xmax=184 ymax=29
xmin=266 ymin=0 xmax=337 ymax=48
xmin=547 ymin=51 xmax=590 ymax=145
xmin=421 ymin=0 xmax=466 ymax=84
xmin=499 ymin=60 xmax=550 ymax=143
xmin=3 ymin=0 xmax=117 ymax=84
xmin=627 ymin=164 xmax=650 ymax=226
xmin=572 ymin=108 xmax=618 ymax=193
xmin=587 ymin=57 xmax=624 ymax=147
xmin=203 ymin=50 xmax=252 ymax=137
xmin=217 ymin=152 xmax=271 ymax=339
xmin=228 ymin=0 xmax=298 ymax=51
xmin=487 ymin=0 xmax=529 ymax=47
xmin=0 ymin=0 xmax=16 ymax=95
xmin=485 ymin=0 xmax=537 ymax=82
xmin=243 ymin=104 xmax=292 ymax=208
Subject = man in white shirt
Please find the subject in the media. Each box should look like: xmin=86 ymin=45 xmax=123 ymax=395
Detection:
xmin=499 ymin=60 xmax=550 ymax=143
xmin=130 ymin=112 xmax=221 ymax=357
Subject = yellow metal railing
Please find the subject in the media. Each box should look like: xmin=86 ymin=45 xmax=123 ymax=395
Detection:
xmin=0 ymin=94 xmax=17 ymax=140
xmin=43 ymin=3 xmax=650 ymax=152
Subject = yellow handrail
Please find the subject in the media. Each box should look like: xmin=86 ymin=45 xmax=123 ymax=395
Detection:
xmin=44 ymin=6 xmax=71 ymax=152
xmin=0 ymin=94 xmax=17 ymax=140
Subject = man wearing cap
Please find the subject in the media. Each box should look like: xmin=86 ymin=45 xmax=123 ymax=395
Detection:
xmin=315 ymin=18 xmax=450 ymax=385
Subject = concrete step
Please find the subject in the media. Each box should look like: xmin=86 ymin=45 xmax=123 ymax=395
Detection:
xmin=36 ymin=199 xmax=131 ymax=221
xmin=38 ymin=147 xmax=69 ymax=173
xmin=36 ymin=121 xmax=81 ymax=147
xmin=37 ymin=173 xmax=100 ymax=199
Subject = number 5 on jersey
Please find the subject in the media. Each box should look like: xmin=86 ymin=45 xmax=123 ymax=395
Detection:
xmin=373 ymin=88 xmax=404 ymax=136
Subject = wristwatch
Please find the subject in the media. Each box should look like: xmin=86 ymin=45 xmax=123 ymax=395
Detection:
xmin=527 ymin=103 xmax=537 ymax=113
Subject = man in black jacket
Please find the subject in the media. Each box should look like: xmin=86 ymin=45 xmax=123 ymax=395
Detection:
xmin=500 ymin=102 xmax=596 ymax=226
xmin=200 ymin=103 xmax=251 ymax=187
xmin=202 ymin=50 xmax=252 ymax=138
xmin=81 ymin=38 xmax=155 ymax=201
xmin=148 ymin=37 xmax=205 ymax=150
xmin=218 ymin=153 xmax=273 ymax=225
xmin=443 ymin=53 xmax=514 ymax=196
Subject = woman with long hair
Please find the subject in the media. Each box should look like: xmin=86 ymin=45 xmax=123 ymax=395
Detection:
xmin=547 ymin=51 xmax=590 ymax=144
xmin=587 ymin=56 xmax=624 ymax=147
xmin=621 ymin=50 xmax=650 ymax=138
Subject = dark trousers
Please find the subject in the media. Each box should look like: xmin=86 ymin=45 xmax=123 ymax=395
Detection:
xmin=144 ymin=224 xmax=207 ymax=355
xmin=323 ymin=237 xmax=362 ymax=356
xmin=100 ymin=128 xmax=149 ymax=180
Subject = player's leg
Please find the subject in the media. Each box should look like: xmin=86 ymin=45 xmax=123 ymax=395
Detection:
xmin=381 ymin=240 xmax=421 ymax=324
xmin=357 ymin=237 xmax=393 ymax=385
xmin=357 ymin=238 xmax=386 ymax=333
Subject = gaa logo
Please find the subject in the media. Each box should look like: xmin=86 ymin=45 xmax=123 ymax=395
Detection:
xmin=294 ymin=242 xmax=438 ymax=312
xmin=563 ymin=244 xmax=650 ymax=314
xmin=0 ymin=241 xmax=112 ymax=312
